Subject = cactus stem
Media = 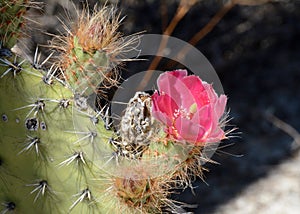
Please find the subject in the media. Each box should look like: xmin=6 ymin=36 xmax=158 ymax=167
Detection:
xmin=49 ymin=5 xmax=139 ymax=95
xmin=172 ymin=146 xmax=208 ymax=188
xmin=112 ymin=175 xmax=170 ymax=213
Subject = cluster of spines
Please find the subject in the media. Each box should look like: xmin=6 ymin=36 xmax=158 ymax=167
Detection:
xmin=50 ymin=5 xmax=133 ymax=96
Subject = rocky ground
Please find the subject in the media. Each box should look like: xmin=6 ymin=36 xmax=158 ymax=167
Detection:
xmin=215 ymin=151 xmax=300 ymax=214
xmin=24 ymin=0 xmax=300 ymax=213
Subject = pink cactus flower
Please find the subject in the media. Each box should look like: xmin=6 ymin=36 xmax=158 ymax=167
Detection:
xmin=151 ymin=69 xmax=227 ymax=145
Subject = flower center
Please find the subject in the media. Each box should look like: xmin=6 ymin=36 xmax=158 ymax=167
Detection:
xmin=173 ymin=107 xmax=192 ymax=120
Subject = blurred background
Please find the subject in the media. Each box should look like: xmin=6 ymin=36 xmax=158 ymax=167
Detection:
xmin=24 ymin=0 xmax=300 ymax=213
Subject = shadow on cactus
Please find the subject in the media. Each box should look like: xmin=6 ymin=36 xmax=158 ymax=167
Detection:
xmin=0 ymin=1 xmax=231 ymax=213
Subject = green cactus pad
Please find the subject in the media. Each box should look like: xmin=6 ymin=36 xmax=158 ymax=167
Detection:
xmin=0 ymin=54 xmax=119 ymax=213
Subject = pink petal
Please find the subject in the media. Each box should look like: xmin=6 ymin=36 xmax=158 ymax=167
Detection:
xmin=203 ymin=83 xmax=218 ymax=104
xmin=191 ymin=105 xmax=213 ymax=132
xmin=205 ymin=104 xmax=226 ymax=143
xmin=157 ymin=73 xmax=183 ymax=106
xmin=152 ymin=91 xmax=178 ymax=119
xmin=181 ymin=75 xmax=210 ymax=107
xmin=215 ymin=95 xmax=227 ymax=119
xmin=167 ymin=69 xmax=187 ymax=79
xmin=157 ymin=70 xmax=197 ymax=109
xmin=205 ymin=127 xmax=226 ymax=143
xmin=151 ymin=110 xmax=172 ymax=126
xmin=175 ymin=117 xmax=205 ymax=143
xmin=152 ymin=69 xmax=228 ymax=145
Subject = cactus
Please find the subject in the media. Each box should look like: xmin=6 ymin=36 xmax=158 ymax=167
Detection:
xmin=0 ymin=1 xmax=229 ymax=213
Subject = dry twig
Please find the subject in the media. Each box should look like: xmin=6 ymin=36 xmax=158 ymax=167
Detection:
xmin=266 ymin=112 xmax=300 ymax=150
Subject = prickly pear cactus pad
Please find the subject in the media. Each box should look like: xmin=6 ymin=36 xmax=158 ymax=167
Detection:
xmin=0 ymin=53 xmax=115 ymax=213
xmin=0 ymin=1 xmax=230 ymax=213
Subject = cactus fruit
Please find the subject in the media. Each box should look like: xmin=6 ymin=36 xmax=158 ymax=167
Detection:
xmin=0 ymin=1 xmax=229 ymax=213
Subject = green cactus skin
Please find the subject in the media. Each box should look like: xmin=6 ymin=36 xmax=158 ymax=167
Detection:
xmin=62 ymin=36 xmax=111 ymax=96
xmin=0 ymin=54 xmax=116 ymax=213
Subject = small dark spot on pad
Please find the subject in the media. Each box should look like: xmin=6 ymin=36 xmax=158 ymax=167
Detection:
xmin=1 ymin=114 xmax=8 ymax=122
xmin=40 ymin=121 xmax=47 ymax=130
